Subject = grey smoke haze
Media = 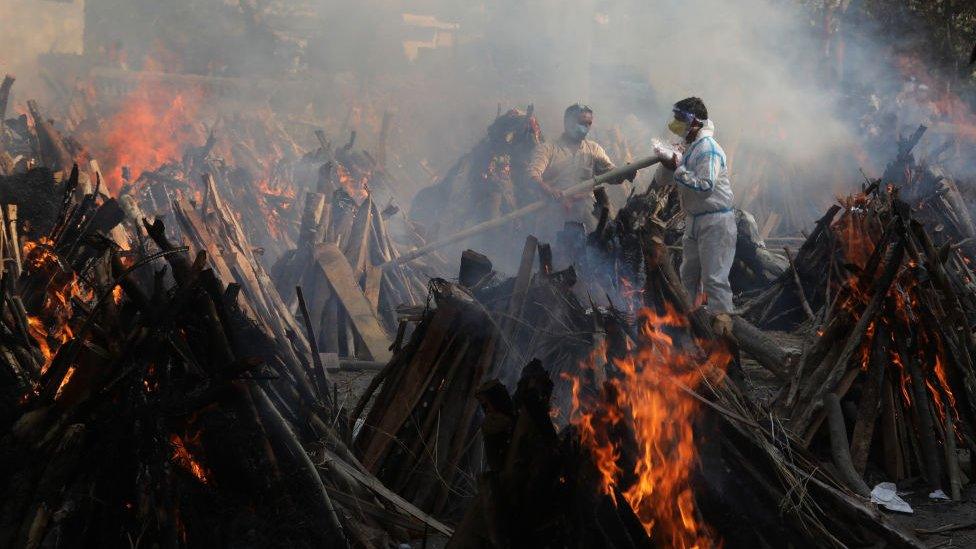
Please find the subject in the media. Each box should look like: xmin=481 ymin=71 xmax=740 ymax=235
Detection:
xmin=2 ymin=0 xmax=920 ymax=224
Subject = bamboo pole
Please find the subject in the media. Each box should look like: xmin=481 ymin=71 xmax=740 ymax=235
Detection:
xmin=383 ymin=156 xmax=661 ymax=268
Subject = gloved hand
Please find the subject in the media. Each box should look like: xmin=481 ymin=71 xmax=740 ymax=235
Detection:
xmin=653 ymin=142 xmax=681 ymax=171
xmin=660 ymin=153 xmax=679 ymax=171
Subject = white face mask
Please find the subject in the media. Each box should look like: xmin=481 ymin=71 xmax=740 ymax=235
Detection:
xmin=565 ymin=121 xmax=589 ymax=140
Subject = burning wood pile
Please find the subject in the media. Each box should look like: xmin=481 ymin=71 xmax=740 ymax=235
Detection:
xmin=350 ymin=217 xmax=922 ymax=546
xmin=0 ymin=74 xmax=964 ymax=547
xmin=270 ymin=159 xmax=435 ymax=363
xmin=0 ymin=91 xmax=454 ymax=546
xmin=742 ymin=125 xmax=976 ymax=330
xmin=9 ymin=69 xmax=439 ymax=363
xmin=743 ymin=181 xmax=976 ymax=503
xmin=350 ymin=241 xmax=608 ymax=519
xmin=727 ymin=128 xmax=976 ymax=504
xmin=110 ymin=114 xmax=305 ymax=263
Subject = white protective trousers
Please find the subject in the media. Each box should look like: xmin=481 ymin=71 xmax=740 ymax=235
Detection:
xmin=681 ymin=210 xmax=737 ymax=313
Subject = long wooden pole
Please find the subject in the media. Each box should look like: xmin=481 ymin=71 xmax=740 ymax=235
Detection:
xmin=383 ymin=155 xmax=661 ymax=268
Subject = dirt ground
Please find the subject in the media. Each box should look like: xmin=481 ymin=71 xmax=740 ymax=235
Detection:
xmin=893 ymin=483 xmax=976 ymax=548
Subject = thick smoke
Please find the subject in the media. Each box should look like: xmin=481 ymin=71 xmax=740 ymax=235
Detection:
xmin=0 ymin=0 xmax=84 ymax=105
xmin=2 ymin=0 xmax=952 ymax=229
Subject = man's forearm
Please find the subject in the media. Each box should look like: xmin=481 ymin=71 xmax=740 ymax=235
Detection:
xmin=532 ymin=175 xmax=558 ymax=197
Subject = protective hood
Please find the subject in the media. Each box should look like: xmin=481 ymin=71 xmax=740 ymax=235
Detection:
xmin=694 ymin=118 xmax=716 ymax=141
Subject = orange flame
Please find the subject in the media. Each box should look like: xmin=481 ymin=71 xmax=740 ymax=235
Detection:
xmin=570 ymin=305 xmax=730 ymax=547
xmin=27 ymin=316 xmax=53 ymax=373
xmin=54 ymin=366 xmax=76 ymax=400
xmin=85 ymin=76 xmax=205 ymax=194
xmin=336 ymin=164 xmax=369 ymax=204
xmin=21 ymin=238 xmax=94 ymax=373
xmin=831 ymin=196 xmax=961 ymax=426
xmin=255 ymin=177 xmax=297 ymax=240
xmin=833 ymin=194 xmax=877 ymax=273
xmin=170 ymin=433 xmax=210 ymax=484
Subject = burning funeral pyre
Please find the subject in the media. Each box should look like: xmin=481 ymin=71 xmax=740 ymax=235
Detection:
xmin=0 ymin=64 xmax=971 ymax=549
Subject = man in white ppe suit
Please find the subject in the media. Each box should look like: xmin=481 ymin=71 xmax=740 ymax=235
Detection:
xmin=652 ymin=97 xmax=736 ymax=336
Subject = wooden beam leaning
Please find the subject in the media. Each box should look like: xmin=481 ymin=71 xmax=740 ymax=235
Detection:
xmin=314 ymin=243 xmax=392 ymax=363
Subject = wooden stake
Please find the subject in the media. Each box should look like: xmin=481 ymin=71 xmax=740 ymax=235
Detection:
xmin=849 ymin=321 xmax=887 ymax=474
xmin=296 ymin=285 xmax=331 ymax=402
xmin=825 ymin=393 xmax=871 ymax=496
xmin=881 ymin=377 xmax=906 ymax=480
xmin=501 ymin=236 xmax=537 ymax=341
xmin=783 ymin=246 xmax=815 ymax=322
xmin=6 ymin=205 xmax=20 ymax=279
xmin=899 ymin=339 xmax=943 ymax=493
xmin=945 ymin=412 xmax=963 ymax=501
xmin=314 ymin=243 xmax=391 ymax=362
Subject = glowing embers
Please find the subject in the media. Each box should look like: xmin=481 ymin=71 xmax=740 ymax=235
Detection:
xmin=335 ymin=163 xmax=369 ymax=204
xmin=170 ymin=431 xmax=211 ymax=485
xmin=569 ymin=305 xmax=730 ymax=548
xmin=255 ymin=174 xmax=297 ymax=241
xmin=22 ymin=237 xmax=93 ymax=374
xmin=54 ymin=365 xmax=76 ymax=401
xmin=825 ymin=195 xmax=964 ymax=485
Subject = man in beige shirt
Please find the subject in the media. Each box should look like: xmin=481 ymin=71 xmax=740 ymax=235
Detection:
xmin=526 ymin=104 xmax=623 ymax=237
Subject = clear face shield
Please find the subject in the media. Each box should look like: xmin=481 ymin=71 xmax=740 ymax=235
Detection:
xmin=667 ymin=107 xmax=697 ymax=139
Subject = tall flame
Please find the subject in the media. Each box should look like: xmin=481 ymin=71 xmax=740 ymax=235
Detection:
xmin=85 ymin=71 xmax=205 ymax=194
xmin=570 ymin=305 xmax=730 ymax=548
xmin=832 ymin=194 xmax=961 ymax=431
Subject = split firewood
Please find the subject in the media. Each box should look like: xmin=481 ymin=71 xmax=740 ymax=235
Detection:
xmin=314 ymin=243 xmax=392 ymax=362
xmin=25 ymin=101 xmax=73 ymax=172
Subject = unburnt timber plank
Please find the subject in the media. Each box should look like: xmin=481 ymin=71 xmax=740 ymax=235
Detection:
xmin=357 ymin=305 xmax=458 ymax=469
xmin=314 ymin=243 xmax=392 ymax=363
xmin=501 ymin=236 xmax=537 ymax=339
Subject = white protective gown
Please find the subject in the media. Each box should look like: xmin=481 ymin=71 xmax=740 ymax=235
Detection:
xmin=654 ymin=119 xmax=737 ymax=313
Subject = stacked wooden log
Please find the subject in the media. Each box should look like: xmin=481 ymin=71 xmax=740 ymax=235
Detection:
xmin=447 ymin=358 xmax=654 ymax=549
xmin=447 ymin=362 xmax=922 ymax=548
xmin=170 ymin=172 xmax=321 ymax=401
xmin=447 ymin=222 xmax=923 ymax=548
xmin=0 ymin=76 xmax=85 ymax=178
xmin=0 ymin=91 xmax=452 ymax=546
xmin=738 ymin=203 xmax=840 ymax=329
xmin=755 ymin=183 xmax=976 ymax=502
xmin=270 ymin=161 xmax=433 ymax=363
xmin=351 ymin=236 xmax=614 ymax=518
xmin=120 ymin=127 xmax=302 ymax=263
xmin=883 ymin=126 xmax=976 ymax=259
xmin=742 ymin=125 xmax=976 ymax=331
xmin=352 ymin=278 xmax=499 ymax=519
